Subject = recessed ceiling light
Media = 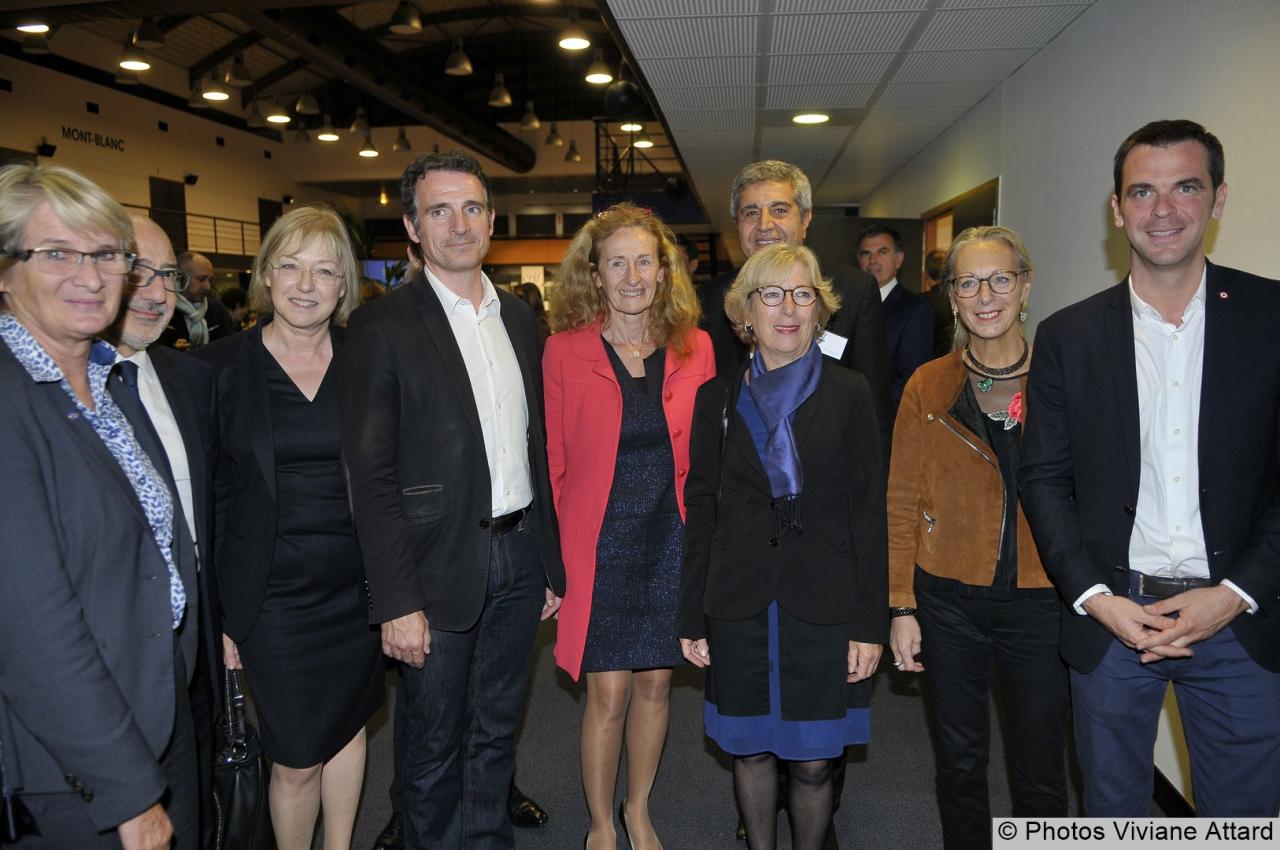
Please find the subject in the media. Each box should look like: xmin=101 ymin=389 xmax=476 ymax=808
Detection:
xmin=620 ymin=121 xmax=643 ymax=133
xmin=792 ymin=112 xmax=830 ymax=125
xmin=633 ymin=134 xmax=654 ymax=149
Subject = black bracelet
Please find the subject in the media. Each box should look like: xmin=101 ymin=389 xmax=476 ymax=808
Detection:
xmin=890 ymin=607 xmax=917 ymax=618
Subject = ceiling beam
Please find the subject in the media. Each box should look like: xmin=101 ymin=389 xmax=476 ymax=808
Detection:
xmin=240 ymin=56 xmax=309 ymax=109
xmin=234 ymin=6 xmax=535 ymax=173
xmin=188 ymin=31 xmax=265 ymax=91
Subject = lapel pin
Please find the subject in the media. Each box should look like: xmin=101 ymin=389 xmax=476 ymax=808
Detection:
xmin=1218 ymin=291 xmax=1229 ymax=299
xmin=67 ymin=412 xmax=80 ymax=420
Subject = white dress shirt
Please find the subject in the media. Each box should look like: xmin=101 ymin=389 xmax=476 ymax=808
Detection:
xmin=122 ymin=350 xmax=200 ymax=557
xmin=1073 ymin=271 xmax=1255 ymax=613
xmin=425 ymin=270 xmax=533 ymax=516
xmin=878 ymin=278 xmax=899 ymax=302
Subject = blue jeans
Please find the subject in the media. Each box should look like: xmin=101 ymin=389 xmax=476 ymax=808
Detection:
xmin=397 ymin=523 xmax=545 ymax=850
xmin=1071 ymin=577 xmax=1280 ymax=816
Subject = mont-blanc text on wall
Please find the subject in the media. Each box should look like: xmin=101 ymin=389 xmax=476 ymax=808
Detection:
xmin=61 ymin=126 xmax=125 ymax=152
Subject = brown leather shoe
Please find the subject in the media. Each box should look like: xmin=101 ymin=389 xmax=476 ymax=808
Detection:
xmin=508 ymin=783 xmax=549 ymax=828
xmin=371 ymin=812 xmax=404 ymax=850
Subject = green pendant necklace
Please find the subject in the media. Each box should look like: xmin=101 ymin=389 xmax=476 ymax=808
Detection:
xmin=965 ymin=340 xmax=1029 ymax=393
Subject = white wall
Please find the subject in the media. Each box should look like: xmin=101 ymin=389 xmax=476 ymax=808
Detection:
xmin=860 ymin=0 xmax=1280 ymax=327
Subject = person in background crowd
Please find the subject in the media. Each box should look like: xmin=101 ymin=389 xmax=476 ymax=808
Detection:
xmin=856 ymin=225 xmax=934 ymax=420
xmin=196 ymin=205 xmax=384 ymax=850
xmin=1021 ymin=119 xmax=1280 ymax=817
xmin=106 ymin=213 xmax=223 ymax=850
xmin=342 ymin=150 xmax=564 ymax=850
xmin=0 ymin=162 xmax=194 ymax=849
xmin=888 ymin=226 xmax=1067 ymax=849
xmin=544 ymin=203 xmax=714 ymax=850
xmin=922 ymin=248 xmax=954 ymax=358
xmin=219 ymin=284 xmax=252 ymax=330
xmin=675 ymin=232 xmax=700 ymax=278
xmin=515 ymin=281 xmax=550 ymax=344
xmin=680 ymin=243 xmax=887 ymax=850
xmin=159 ymin=251 xmax=236 ymax=349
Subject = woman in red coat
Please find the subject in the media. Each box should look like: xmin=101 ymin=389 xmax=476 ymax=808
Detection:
xmin=544 ymin=203 xmax=713 ymax=850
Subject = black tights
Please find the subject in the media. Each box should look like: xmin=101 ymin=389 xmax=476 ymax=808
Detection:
xmin=734 ymin=753 xmax=833 ymax=850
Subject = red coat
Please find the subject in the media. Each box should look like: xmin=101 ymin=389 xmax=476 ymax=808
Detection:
xmin=543 ymin=322 xmax=715 ymax=679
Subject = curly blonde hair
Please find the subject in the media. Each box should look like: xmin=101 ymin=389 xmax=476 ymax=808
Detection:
xmin=550 ymin=203 xmax=701 ymax=359
xmin=724 ymin=244 xmax=840 ymax=345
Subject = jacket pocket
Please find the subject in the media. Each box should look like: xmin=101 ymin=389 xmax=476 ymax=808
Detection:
xmin=401 ymin=483 xmax=445 ymax=525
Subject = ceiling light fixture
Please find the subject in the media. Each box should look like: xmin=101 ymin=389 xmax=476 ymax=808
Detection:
xmin=633 ymin=133 xmax=654 ymax=149
xmin=246 ymin=102 xmax=267 ymax=129
xmin=488 ymin=73 xmax=513 ymax=108
xmin=585 ymin=50 xmax=612 ymax=85
xmin=545 ymin=122 xmax=564 ymax=147
xmin=379 ymin=185 xmax=389 ymax=206
xmin=132 ymin=19 xmax=165 ymax=50
xmin=317 ymin=115 xmax=340 ymax=142
xmin=264 ymin=102 xmax=291 ymax=124
xmin=519 ymin=101 xmax=541 ymax=131
xmin=558 ymin=10 xmax=590 ymax=51
xmin=565 ymin=140 xmax=583 ymax=163
xmin=225 ymin=50 xmax=253 ymax=88
xmin=792 ymin=112 xmax=830 ymax=125
xmin=620 ymin=121 xmax=643 ymax=133
xmin=119 ymin=42 xmax=150 ymax=72
xmin=201 ymin=75 xmax=230 ymax=102
xmin=358 ymin=134 xmax=379 ymax=158
xmin=21 ymin=34 xmax=51 ymax=55
xmin=445 ymin=38 xmax=473 ymax=76
xmin=16 ymin=22 xmax=50 ymax=34
xmin=294 ymin=93 xmax=320 ymax=115
xmin=388 ymin=2 xmax=423 ymax=35
xmin=393 ymin=127 xmax=411 ymax=152
xmin=350 ymin=107 xmax=370 ymax=134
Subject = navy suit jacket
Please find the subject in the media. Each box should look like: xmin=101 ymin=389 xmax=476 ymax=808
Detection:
xmin=882 ymin=282 xmax=935 ymax=416
xmin=1020 ymin=262 xmax=1280 ymax=673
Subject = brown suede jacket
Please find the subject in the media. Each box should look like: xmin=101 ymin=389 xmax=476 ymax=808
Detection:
xmin=887 ymin=351 xmax=1050 ymax=607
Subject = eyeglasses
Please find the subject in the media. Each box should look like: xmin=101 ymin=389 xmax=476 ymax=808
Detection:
xmin=949 ymin=270 xmax=1024 ymax=299
xmin=129 ymin=261 xmax=190 ymax=293
xmin=753 ymin=285 xmax=817 ymax=307
xmin=269 ymin=262 xmax=343 ymax=286
xmin=3 ymin=247 xmax=136 ymax=276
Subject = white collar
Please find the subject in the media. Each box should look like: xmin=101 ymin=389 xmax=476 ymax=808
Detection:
xmin=878 ymin=278 xmax=899 ymax=301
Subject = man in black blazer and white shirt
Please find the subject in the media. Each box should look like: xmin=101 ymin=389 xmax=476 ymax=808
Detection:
xmin=341 ymin=151 xmax=564 ymax=849
xmin=1021 ymin=120 xmax=1280 ymax=816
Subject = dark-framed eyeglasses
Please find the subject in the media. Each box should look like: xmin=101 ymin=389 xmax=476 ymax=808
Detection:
xmin=129 ymin=261 xmax=190 ymax=293
xmin=3 ymin=247 xmax=136 ymax=276
xmin=948 ymin=270 xmax=1024 ymax=299
xmin=753 ymin=285 xmax=817 ymax=307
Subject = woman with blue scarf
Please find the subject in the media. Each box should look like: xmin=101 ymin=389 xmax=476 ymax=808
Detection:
xmin=679 ymin=244 xmax=888 ymax=850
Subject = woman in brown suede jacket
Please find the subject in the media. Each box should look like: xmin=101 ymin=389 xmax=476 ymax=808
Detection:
xmin=886 ymin=226 xmax=1068 ymax=850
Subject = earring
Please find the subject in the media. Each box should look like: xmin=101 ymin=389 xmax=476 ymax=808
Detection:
xmin=951 ymin=304 xmax=958 ymax=321
xmin=1019 ymin=302 xmax=1028 ymax=323
xmin=744 ymin=323 xmax=753 ymax=334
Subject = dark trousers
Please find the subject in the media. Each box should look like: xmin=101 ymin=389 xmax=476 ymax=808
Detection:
xmin=397 ymin=523 xmax=545 ymax=850
xmin=19 ymin=639 xmax=198 ymax=848
xmin=1071 ymin=578 xmax=1280 ymax=817
xmin=916 ymin=586 xmax=1069 ymax=850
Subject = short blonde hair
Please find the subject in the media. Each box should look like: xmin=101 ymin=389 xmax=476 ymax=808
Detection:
xmin=724 ymin=243 xmax=840 ymax=345
xmin=249 ymin=204 xmax=360 ymax=326
xmin=550 ymin=202 xmax=701 ymax=360
xmin=0 ymin=163 xmax=132 ymax=280
xmin=942 ymin=225 xmax=1034 ymax=350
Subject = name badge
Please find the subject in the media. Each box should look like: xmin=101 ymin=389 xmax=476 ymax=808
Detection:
xmin=817 ymin=330 xmax=848 ymax=360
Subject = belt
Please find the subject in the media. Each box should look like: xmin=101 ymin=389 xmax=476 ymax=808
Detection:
xmin=490 ymin=508 xmax=526 ymax=536
xmin=1135 ymin=572 xmax=1213 ymax=599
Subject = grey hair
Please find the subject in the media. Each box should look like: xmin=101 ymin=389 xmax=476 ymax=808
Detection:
xmin=729 ymin=160 xmax=813 ymax=220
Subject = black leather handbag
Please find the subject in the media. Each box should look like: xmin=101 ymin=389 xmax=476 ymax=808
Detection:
xmin=212 ymin=670 xmax=273 ymax=849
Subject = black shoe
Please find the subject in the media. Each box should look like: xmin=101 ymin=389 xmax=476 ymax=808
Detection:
xmin=823 ymin=821 xmax=840 ymax=850
xmin=736 ymin=816 xmax=747 ymax=842
xmin=371 ymin=812 xmax=405 ymax=850
xmin=508 ymin=784 xmax=549 ymax=828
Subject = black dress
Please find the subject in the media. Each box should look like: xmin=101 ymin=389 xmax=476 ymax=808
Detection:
xmin=237 ymin=352 xmax=384 ymax=767
xmin=580 ymin=345 xmax=684 ymax=672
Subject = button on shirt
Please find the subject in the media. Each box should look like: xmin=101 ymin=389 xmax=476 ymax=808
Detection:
xmin=425 ymin=270 xmax=533 ymax=516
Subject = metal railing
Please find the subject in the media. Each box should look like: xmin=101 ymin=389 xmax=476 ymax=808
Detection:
xmin=124 ymin=204 xmax=261 ymax=258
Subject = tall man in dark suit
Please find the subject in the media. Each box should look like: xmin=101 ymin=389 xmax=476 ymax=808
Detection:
xmin=699 ymin=160 xmax=892 ymax=454
xmin=108 ymin=215 xmax=221 ymax=848
xmin=1021 ymin=119 xmax=1280 ymax=816
xmin=857 ymin=224 xmax=934 ymax=420
xmin=341 ymin=151 xmax=565 ymax=850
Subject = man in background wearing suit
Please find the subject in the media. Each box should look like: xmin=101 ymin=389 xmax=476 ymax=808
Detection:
xmin=856 ymin=224 xmax=934 ymax=421
xmin=699 ymin=160 xmax=892 ymax=456
xmin=341 ymin=151 xmax=565 ymax=850
xmin=1021 ymin=119 xmax=1280 ymax=816
xmin=107 ymin=215 xmax=221 ymax=847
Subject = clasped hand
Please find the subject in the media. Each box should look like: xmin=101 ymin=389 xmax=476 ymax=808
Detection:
xmin=1084 ymin=586 xmax=1247 ymax=663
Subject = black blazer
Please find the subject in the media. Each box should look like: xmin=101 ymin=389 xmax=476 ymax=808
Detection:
xmin=1020 ymin=262 xmax=1280 ymax=673
xmin=678 ymin=359 xmax=888 ymax=643
xmin=193 ymin=324 xmax=355 ymax=641
xmin=700 ymin=259 xmax=893 ymax=462
xmin=882 ymin=283 xmax=935 ymax=414
xmin=339 ymin=273 xmax=566 ymax=631
xmin=0 ymin=344 xmax=175 ymax=829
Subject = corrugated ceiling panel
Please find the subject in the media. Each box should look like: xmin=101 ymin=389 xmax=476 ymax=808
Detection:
xmin=878 ymin=79 xmax=999 ymax=106
xmin=862 ymin=103 xmax=972 ymax=126
xmin=158 ymin=16 xmax=238 ymax=67
xmin=759 ymin=126 xmax=851 ymax=150
xmin=771 ymin=11 xmax=918 ymax=54
xmin=609 ymin=0 xmax=761 ymax=17
xmin=641 ymin=57 xmax=757 ymax=89
xmin=764 ymin=83 xmax=877 ymax=109
xmin=894 ymin=48 xmax=1035 ymax=81
xmin=939 ymin=0 xmax=1091 ymax=7
xmin=617 ymin=16 xmax=756 ymax=59
xmin=657 ymin=86 xmax=756 ymax=111
xmin=914 ymin=4 xmax=1091 ymax=50
xmin=665 ymin=129 xmax=758 ymax=149
xmin=774 ymin=0 xmax=928 ymax=11
xmin=664 ymin=110 xmax=757 ymax=131
xmin=768 ymin=52 xmax=895 ymax=85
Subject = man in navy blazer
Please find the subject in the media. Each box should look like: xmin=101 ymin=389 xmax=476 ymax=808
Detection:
xmin=1020 ymin=120 xmax=1280 ymax=816
xmin=856 ymin=224 xmax=934 ymax=421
